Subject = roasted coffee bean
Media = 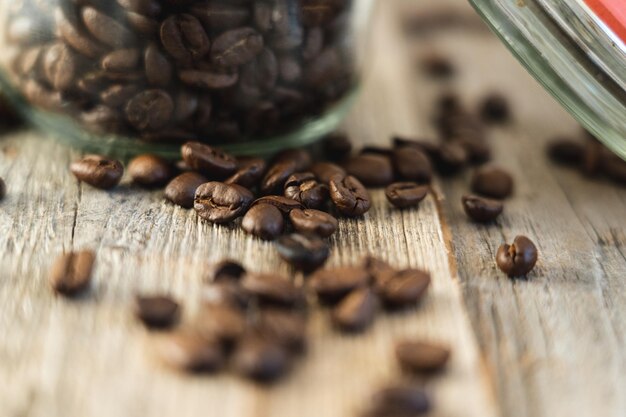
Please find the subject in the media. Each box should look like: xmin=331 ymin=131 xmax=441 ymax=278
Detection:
xmin=304 ymin=47 xmax=343 ymax=88
xmin=393 ymin=146 xmax=433 ymax=184
xmin=385 ymin=182 xmax=428 ymax=209
xmin=55 ymin=6 xmax=107 ymax=59
xmin=480 ymin=93 xmax=510 ymax=123
xmin=420 ymin=52 xmax=455 ymax=78
xmin=210 ymin=259 xmax=246 ymax=282
xmin=362 ymin=256 xmax=396 ymax=293
xmin=195 ymin=304 xmax=246 ymax=347
xmin=289 ymin=209 xmax=338 ymax=238
xmin=0 ymin=178 xmax=5 ymax=201
xmin=233 ymin=336 xmax=290 ymax=382
xmin=379 ymin=268 xmax=431 ymax=308
xmin=260 ymin=160 xmax=298 ymax=195
xmin=241 ymin=204 xmax=285 ymax=240
xmin=309 ymin=266 xmax=371 ymax=304
xmin=471 ymin=165 xmax=514 ymax=199
xmin=154 ymin=330 xmax=224 ymax=373
xmin=128 ymin=154 xmax=173 ymax=187
xmin=211 ymin=27 xmax=264 ymax=67
xmin=70 ymin=155 xmax=124 ymax=190
xmin=275 ymin=233 xmax=330 ymax=272
xmin=160 ymin=14 xmax=211 ymax=64
xmin=345 ymin=154 xmax=394 ymax=187
xmin=395 ymin=339 xmax=451 ymax=373
xmin=311 ymin=161 xmax=346 ymax=184
xmin=241 ymin=272 xmax=304 ymax=307
xmin=101 ymin=48 xmax=141 ymax=72
xmin=190 ymin=3 xmax=250 ymax=30
xmin=329 ymin=175 xmax=371 ymax=217
xmin=434 ymin=141 xmax=468 ymax=175
xmin=454 ymin=137 xmax=491 ymax=165
xmin=181 ymin=141 xmax=237 ymax=178
xmin=82 ymin=6 xmax=136 ymax=48
xmin=179 ymin=68 xmax=239 ymax=89
xmin=604 ymin=154 xmax=626 ymax=185
xmin=251 ymin=195 xmax=303 ymax=214
xmin=203 ymin=281 xmax=250 ymax=310
xmin=256 ymin=309 xmax=308 ymax=353
xmin=194 ymin=182 xmax=254 ymax=223
xmin=284 ymin=172 xmax=329 ymax=209
xmin=323 ymin=133 xmax=352 ymax=161
xmin=126 ymin=11 xmax=159 ymax=35
xmin=462 ymin=194 xmax=503 ymax=223
xmin=240 ymin=48 xmax=279 ymax=96
xmin=133 ymin=295 xmax=181 ymax=329
xmin=145 ymin=43 xmax=173 ymax=87
xmin=332 ymin=287 xmax=377 ymax=333
xmin=225 ymin=157 xmax=267 ymax=188
xmin=272 ymin=148 xmax=312 ymax=172
xmin=164 ymin=172 xmax=207 ymax=208
xmin=49 ymin=250 xmax=95 ymax=296
xmin=367 ymin=383 xmax=431 ymax=416
xmin=392 ymin=136 xmax=440 ymax=159
xmin=547 ymin=138 xmax=584 ymax=167
xmin=496 ymin=235 xmax=538 ymax=277
xmin=43 ymin=43 xmax=78 ymax=92
xmin=125 ymin=90 xmax=174 ymax=131
xmin=100 ymin=84 xmax=139 ymax=107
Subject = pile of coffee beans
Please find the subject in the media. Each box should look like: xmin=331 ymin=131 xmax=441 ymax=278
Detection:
xmin=4 ymin=0 xmax=354 ymax=142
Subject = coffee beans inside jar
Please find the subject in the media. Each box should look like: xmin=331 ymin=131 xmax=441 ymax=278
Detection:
xmin=2 ymin=0 xmax=356 ymax=143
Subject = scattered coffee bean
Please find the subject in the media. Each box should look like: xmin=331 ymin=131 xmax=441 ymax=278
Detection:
xmin=332 ymin=287 xmax=377 ymax=333
xmin=385 ymin=182 xmax=429 ymax=209
xmin=241 ymin=204 xmax=285 ymax=240
xmin=70 ymin=155 xmax=124 ymax=190
xmin=471 ymin=165 xmax=513 ymax=199
xmin=480 ymin=93 xmax=510 ymax=123
xmin=366 ymin=383 xmax=431 ymax=416
xmin=49 ymin=250 xmax=95 ymax=296
xmin=393 ymin=146 xmax=432 ymax=183
xmin=433 ymin=141 xmax=468 ymax=175
xmin=329 ymin=175 xmax=371 ymax=217
xmin=379 ymin=268 xmax=431 ymax=309
xmin=362 ymin=256 xmax=396 ymax=292
xmin=496 ymin=235 xmax=538 ymax=277
xmin=251 ymin=195 xmax=304 ymax=214
xmin=256 ymin=309 xmax=308 ymax=353
xmin=232 ymin=336 xmax=290 ymax=382
xmin=195 ymin=304 xmax=246 ymax=347
xmin=260 ymin=160 xmax=297 ymax=195
xmin=462 ymin=194 xmax=503 ymax=223
xmin=289 ymin=208 xmax=338 ymax=238
xmin=284 ymin=172 xmax=329 ymax=209
xmin=241 ymin=272 xmax=303 ymax=307
xmin=310 ymin=266 xmax=371 ymax=304
xmin=194 ymin=182 xmax=253 ymax=223
xmin=392 ymin=136 xmax=440 ymax=159
xmin=547 ymin=138 xmax=585 ymax=167
xmin=210 ymin=259 xmax=246 ymax=282
xmin=164 ymin=172 xmax=207 ymax=208
xmin=125 ymin=89 xmax=175 ymax=131
xmin=311 ymin=161 xmax=346 ymax=184
xmin=275 ymin=233 xmax=330 ymax=272
xmin=128 ymin=154 xmax=173 ymax=187
xmin=454 ymin=136 xmax=491 ymax=165
xmin=0 ymin=177 xmax=5 ymax=200
xmin=224 ymin=157 xmax=267 ymax=188
xmin=420 ymin=52 xmax=455 ymax=79
xmin=395 ymin=340 xmax=451 ymax=373
xmin=154 ymin=330 xmax=224 ymax=373
xmin=134 ymin=295 xmax=181 ymax=329
xmin=323 ymin=133 xmax=352 ymax=161
xmin=344 ymin=154 xmax=394 ymax=187
xmin=181 ymin=142 xmax=237 ymax=178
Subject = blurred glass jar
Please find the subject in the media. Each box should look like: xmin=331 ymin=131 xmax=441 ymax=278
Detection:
xmin=0 ymin=0 xmax=373 ymax=157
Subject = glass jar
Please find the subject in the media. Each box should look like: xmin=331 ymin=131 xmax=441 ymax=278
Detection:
xmin=469 ymin=0 xmax=626 ymax=160
xmin=0 ymin=0 xmax=373 ymax=157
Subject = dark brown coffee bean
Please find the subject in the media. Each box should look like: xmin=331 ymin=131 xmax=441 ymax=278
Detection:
xmin=480 ymin=93 xmax=510 ymax=123
xmin=332 ymin=287 xmax=377 ymax=333
xmin=128 ymin=154 xmax=173 ymax=187
xmin=329 ymin=175 xmax=371 ymax=217
xmin=604 ymin=155 xmax=626 ymax=185
xmin=49 ymin=250 xmax=95 ymax=296
xmin=154 ymin=330 xmax=224 ymax=373
xmin=385 ymin=182 xmax=429 ymax=209
xmin=284 ymin=172 xmax=329 ymax=209
xmin=303 ymin=47 xmax=343 ymax=87
xmin=392 ymin=136 xmax=441 ymax=159
xmin=289 ymin=209 xmax=338 ymax=238
xmin=195 ymin=304 xmax=246 ymax=347
xmin=323 ymin=133 xmax=352 ymax=161
xmin=393 ymin=146 xmax=433 ymax=184
xmin=275 ymin=233 xmax=330 ymax=272
xmin=0 ymin=178 xmax=5 ymax=200
xmin=210 ymin=259 xmax=246 ymax=282
xmin=462 ymin=194 xmax=503 ymax=223
xmin=368 ymin=383 xmax=431 ymax=416
xmin=225 ymin=157 xmax=267 ymax=188
xmin=179 ymin=68 xmax=239 ymax=89
xmin=55 ymin=6 xmax=107 ymax=59
xmin=272 ymin=148 xmax=313 ymax=171
xmin=145 ymin=43 xmax=173 ymax=87
xmin=181 ymin=141 xmax=237 ymax=178
xmin=345 ymin=154 xmax=394 ymax=187
xmin=547 ymin=138 xmax=584 ymax=167
xmin=251 ymin=196 xmax=304 ymax=214
xmin=454 ymin=137 xmax=491 ymax=165
xmin=496 ymin=235 xmax=538 ymax=277
xmin=191 ymin=3 xmax=250 ymax=30
xmin=241 ymin=204 xmax=285 ymax=240
xmin=260 ymin=160 xmax=297 ymax=195
xmin=100 ymin=84 xmax=140 ymax=107
xmin=434 ymin=142 xmax=468 ymax=175
xmin=211 ymin=27 xmax=264 ymax=67
xmin=43 ymin=43 xmax=78 ymax=92
xmin=81 ymin=6 xmax=136 ymax=48
xmin=101 ymin=48 xmax=141 ymax=72
xmin=160 ymin=14 xmax=211 ymax=64
xmin=240 ymin=48 xmax=279 ymax=96
xmin=134 ymin=295 xmax=180 ymax=329
xmin=203 ymin=281 xmax=250 ymax=310
xmin=362 ymin=256 xmax=396 ymax=293
xmin=471 ymin=165 xmax=514 ymax=199
xmin=395 ymin=340 xmax=451 ymax=373
xmin=421 ymin=52 xmax=455 ymax=78
xmin=241 ymin=272 xmax=304 ymax=307
xmin=256 ymin=309 xmax=308 ymax=353
xmin=233 ymin=336 xmax=290 ymax=382
xmin=164 ymin=172 xmax=207 ymax=208
xmin=70 ymin=155 xmax=124 ymax=190
xmin=379 ymin=268 xmax=431 ymax=308
xmin=310 ymin=266 xmax=371 ymax=303
xmin=125 ymin=90 xmax=174 ymax=131
xmin=194 ymin=182 xmax=253 ymax=223
xmin=311 ymin=161 xmax=346 ymax=184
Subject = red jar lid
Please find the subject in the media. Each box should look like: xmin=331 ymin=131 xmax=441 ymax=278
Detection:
xmin=585 ymin=0 xmax=626 ymax=43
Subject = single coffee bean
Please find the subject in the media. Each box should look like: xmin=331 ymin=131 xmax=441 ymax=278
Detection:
xmin=496 ymin=235 xmax=538 ymax=277
xmin=289 ymin=208 xmax=338 ymax=238
xmin=273 ymin=148 xmax=313 ymax=172
xmin=462 ymin=194 xmax=503 ymax=223
xmin=70 ymin=155 xmax=124 ymax=190
xmin=133 ymin=295 xmax=181 ymax=329
xmin=251 ymin=195 xmax=304 ymax=214
xmin=241 ymin=272 xmax=304 ymax=307
xmin=256 ymin=309 xmax=308 ymax=353
xmin=393 ymin=146 xmax=433 ymax=183
xmin=128 ymin=154 xmax=173 ymax=187
xmin=241 ymin=204 xmax=285 ymax=240
xmin=194 ymin=182 xmax=253 ymax=223
xmin=164 ymin=172 xmax=207 ymax=208
xmin=0 ymin=177 xmax=5 ymax=200
xmin=454 ymin=137 xmax=492 ymax=165
xmin=275 ymin=233 xmax=330 ymax=273
xmin=420 ymin=52 xmax=455 ymax=78
xmin=329 ymin=175 xmax=371 ymax=217
xmin=480 ymin=93 xmax=510 ymax=123
xmin=203 ymin=281 xmax=250 ymax=310
xmin=210 ymin=259 xmax=246 ymax=282
xmin=125 ymin=90 xmax=174 ymax=131
xmin=232 ymin=336 xmax=290 ymax=382
xmin=362 ymin=256 xmax=397 ymax=293
xmin=154 ymin=330 xmax=224 ymax=373
xmin=261 ymin=160 xmax=298 ymax=195
xmin=195 ymin=304 xmax=246 ymax=347
xmin=49 ymin=250 xmax=95 ymax=296
xmin=181 ymin=141 xmax=238 ymax=178
xmin=395 ymin=340 xmax=451 ymax=373
xmin=311 ymin=161 xmax=346 ymax=184
xmin=284 ymin=172 xmax=329 ymax=210
xmin=385 ymin=182 xmax=429 ymax=209
xmin=225 ymin=157 xmax=267 ymax=188
xmin=43 ymin=43 xmax=77 ymax=92
xmin=309 ymin=266 xmax=371 ymax=304
xmin=179 ymin=68 xmax=239 ymax=89
xmin=160 ymin=14 xmax=211 ymax=64
xmin=101 ymin=48 xmax=141 ymax=72
xmin=434 ymin=141 xmax=468 ymax=175
xmin=471 ymin=165 xmax=514 ymax=199
xmin=368 ymin=383 xmax=431 ymax=416
xmin=344 ymin=154 xmax=394 ymax=187
xmin=332 ymin=287 xmax=377 ymax=333
xmin=379 ymin=268 xmax=431 ymax=308
xmin=547 ymin=138 xmax=585 ymax=167
xmin=211 ymin=27 xmax=264 ymax=67
xmin=82 ymin=6 xmax=136 ymax=48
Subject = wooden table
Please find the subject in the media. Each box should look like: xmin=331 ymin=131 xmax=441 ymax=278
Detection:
xmin=0 ymin=1 xmax=624 ymax=417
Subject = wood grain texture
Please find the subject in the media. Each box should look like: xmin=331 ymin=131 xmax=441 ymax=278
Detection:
xmin=0 ymin=2 xmax=497 ymax=417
